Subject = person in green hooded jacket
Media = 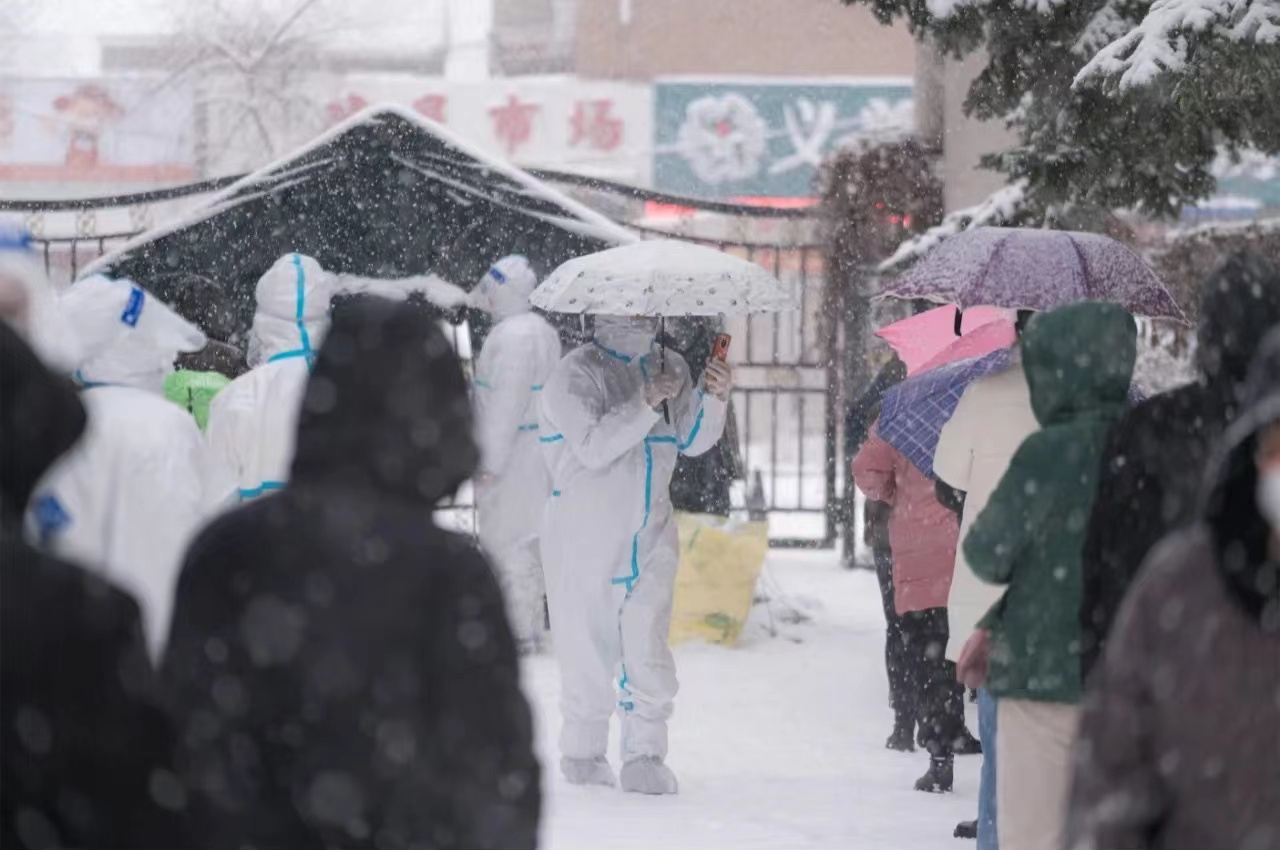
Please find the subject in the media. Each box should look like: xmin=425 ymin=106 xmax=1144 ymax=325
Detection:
xmin=961 ymin=301 xmax=1136 ymax=850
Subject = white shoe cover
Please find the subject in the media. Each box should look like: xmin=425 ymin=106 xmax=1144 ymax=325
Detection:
xmin=620 ymin=757 xmax=679 ymax=795
xmin=561 ymin=756 xmax=616 ymax=787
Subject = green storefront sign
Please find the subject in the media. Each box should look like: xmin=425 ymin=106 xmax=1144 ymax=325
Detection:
xmin=653 ymin=79 xmax=913 ymax=200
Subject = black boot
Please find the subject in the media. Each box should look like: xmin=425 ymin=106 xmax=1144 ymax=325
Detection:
xmin=953 ymin=820 xmax=977 ymax=839
xmin=952 ymin=726 xmax=983 ymax=756
xmin=914 ymin=754 xmax=954 ymax=793
xmin=885 ymin=717 xmax=915 ymax=752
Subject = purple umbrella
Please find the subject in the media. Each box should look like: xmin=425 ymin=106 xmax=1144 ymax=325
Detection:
xmin=877 ymin=227 xmax=1186 ymax=322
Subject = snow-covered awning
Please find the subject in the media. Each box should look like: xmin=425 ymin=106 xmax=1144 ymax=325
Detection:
xmin=86 ymin=105 xmax=635 ymax=333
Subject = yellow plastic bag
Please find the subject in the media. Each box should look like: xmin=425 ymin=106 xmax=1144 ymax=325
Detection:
xmin=669 ymin=512 xmax=769 ymax=646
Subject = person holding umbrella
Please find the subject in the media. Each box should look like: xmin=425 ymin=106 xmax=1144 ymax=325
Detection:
xmin=532 ymin=241 xmax=792 ymax=794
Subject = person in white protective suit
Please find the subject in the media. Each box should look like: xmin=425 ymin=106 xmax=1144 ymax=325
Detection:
xmin=470 ymin=255 xmax=564 ymax=651
xmin=29 ymin=275 xmax=213 ymax=658
xmin=205 ymin=253 xmax=467 ymax=504
xmin=539 ymin=313 xmax=733 ymax=794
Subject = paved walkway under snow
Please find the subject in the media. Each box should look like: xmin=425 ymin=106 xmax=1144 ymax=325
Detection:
xmin=524 ymin=551 xmax=979 ymax=849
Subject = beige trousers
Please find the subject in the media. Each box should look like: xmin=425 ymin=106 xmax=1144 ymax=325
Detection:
xmin=996 ymin=698 xmax=1081 ymax=850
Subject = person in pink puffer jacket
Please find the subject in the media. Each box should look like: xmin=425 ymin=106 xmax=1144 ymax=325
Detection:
xmin=854 ymin=420 xmax=969 ymax=794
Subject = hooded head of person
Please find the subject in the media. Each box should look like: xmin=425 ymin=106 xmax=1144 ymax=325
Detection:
xmin=0 ymin=226 xmax=82 ymax=371
xmin=0 ymin=323 xmax=87 ymax=524
xmin=60 ymin=275 xmax=206 ymax=395
xmin=1021 ymin=301 xmax=1136 ymax=429
xmin=1204 ymin=325 xmax=1280 ymax=629
xmin=247 ymin=253 xmax=333 ymax=368
xmin=1195 ymin=251 xmax=1280 ymax=411
xmin=246 ymin=253 xmax=468 ymax=368
xmin=472 ymin=255 xmax=539 ymax=322
xmin=291 ymin=296 xmax=478 ymax=506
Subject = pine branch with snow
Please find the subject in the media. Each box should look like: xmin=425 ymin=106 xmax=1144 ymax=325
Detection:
xmin=878 ymin=182 xmax=1028 ymax=271
xmin=1075 ymin=0 xmax=1280 ymax=89
xmin=841 ymin=0 xmax=1280 ymax=223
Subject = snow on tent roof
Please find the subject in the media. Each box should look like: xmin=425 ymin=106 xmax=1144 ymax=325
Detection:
xmin=86 ymin=104 xmax=635 ymax=335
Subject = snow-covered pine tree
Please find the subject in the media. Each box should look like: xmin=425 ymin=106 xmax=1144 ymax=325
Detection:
xmin=842 ymin=0 xmax=1280 ymax=232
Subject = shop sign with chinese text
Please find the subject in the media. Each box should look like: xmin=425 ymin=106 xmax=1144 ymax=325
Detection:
xmin=653 ymin=78 xmax=912 ymax=200
xmin=331 ymin=76 xmax=652 ymax=185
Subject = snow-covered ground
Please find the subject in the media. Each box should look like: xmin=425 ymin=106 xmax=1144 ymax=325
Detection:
xmin=523 ymin=550 xmax=979 ymax=850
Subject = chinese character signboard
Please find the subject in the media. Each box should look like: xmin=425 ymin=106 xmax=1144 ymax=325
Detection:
xmin=0 ymin=79 xmax=195 ymax=184
xmin=333 ymin=77 xmax=652 ymax=185
xmin=653 ymin=79 xmax=913 ymax=200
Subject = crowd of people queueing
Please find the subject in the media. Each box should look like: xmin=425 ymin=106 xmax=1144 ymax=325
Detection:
xmin=0 ymin=239 xmax=733 ymax=848
xmin=851 ymin=253 xmax=1280 ymax=850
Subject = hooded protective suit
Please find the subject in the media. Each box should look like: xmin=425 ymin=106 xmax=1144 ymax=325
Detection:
xmin=471 ymin=256 xmax=563 ymax=647
xmin=29 ymin=275 xmax=214 ymax=657
xmin=539 ymin=315 xmax=727 ymax=780
xmin=205 ymin=253 xmax=462 ymax=504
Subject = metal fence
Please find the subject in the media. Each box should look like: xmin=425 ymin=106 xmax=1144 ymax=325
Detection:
xmin=5 ymin=173 xmax=837 ymax=547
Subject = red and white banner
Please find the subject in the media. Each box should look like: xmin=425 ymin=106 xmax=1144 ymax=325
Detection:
xmin=327 ymin=76 xmax=652 ymax=185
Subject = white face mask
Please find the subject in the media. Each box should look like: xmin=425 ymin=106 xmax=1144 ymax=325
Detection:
xmin=1256 ymin=469 xmax=1280 ymax=529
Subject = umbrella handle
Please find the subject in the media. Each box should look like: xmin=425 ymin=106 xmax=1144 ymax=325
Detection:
xmin=659 ymin=317 xmax=670 ymax=424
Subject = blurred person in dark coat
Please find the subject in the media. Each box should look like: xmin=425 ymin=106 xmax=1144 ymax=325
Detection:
xmin=1080 ymin=253 xmax=1280 ymax=678
xmin=162 ymin=297 xmax=540 ymax=849
xmin=1066 ymin=326 xmax=1280 ymax=850
xmin=168 ymin=273 xmax=248 ymax=379
xmin=1 ymin=323 xmax=187 ymax=849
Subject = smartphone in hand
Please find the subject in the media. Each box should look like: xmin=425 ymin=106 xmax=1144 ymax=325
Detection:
xmin=712 ymin=333 xmax=732 ymax=362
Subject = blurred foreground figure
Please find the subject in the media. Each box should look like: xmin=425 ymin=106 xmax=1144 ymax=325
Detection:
xmin=470 ymin=256 xmax=563 ymax=651
xmin=0 ymin=226 xmax=81 ymax=370
xmin=31 ymin=275 xmax=215 ymax=657
xmin=1066 ymin=327 xmax=1280 ymax=850
xmin=963 ymin=303 xmax=1136 ymax=850
xmin=539 ymin=315 xmax=731 ymax=794
xmin=206 ymin=253 xmax=465 ymax=504
xmin=1080 ymin=253 xmax=1280 ymax=678
xmin=1 ymin=325 xmax=186 ymax=849
xmin=163 ymin=298 xmax=540 ymax=849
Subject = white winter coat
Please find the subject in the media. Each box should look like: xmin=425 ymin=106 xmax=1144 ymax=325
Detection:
xmin=932 ymin=359 xmax=1039 ymax=661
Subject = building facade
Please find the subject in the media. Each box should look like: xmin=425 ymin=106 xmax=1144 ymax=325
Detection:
xmin=573 ymin=0 xmax=914 ymax=80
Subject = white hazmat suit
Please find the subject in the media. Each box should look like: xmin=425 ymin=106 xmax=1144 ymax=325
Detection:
xmin=471 ymin=256 xmax=564 ymax=649
xmin=539 ymin=315 xmax=727 ymax=792
xmin=206 ymin=253 xmax=464 ymax=503
xmin=30 ymin=275 xmax=214 ymax=657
